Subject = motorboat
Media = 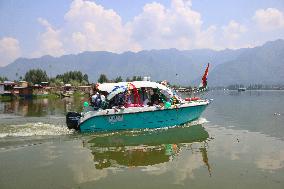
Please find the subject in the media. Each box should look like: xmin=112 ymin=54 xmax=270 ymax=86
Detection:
xmin=66 ymin=63 xmax=211 ymax=132
xmin=238 ymin=87 xmax=246 ymax=92
xmin=66 ymin=80 xmax=210 ymax=132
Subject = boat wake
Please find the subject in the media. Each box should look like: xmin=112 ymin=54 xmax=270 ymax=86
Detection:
xmin=152 ymin=117 xmax=209 ymax=130
xmin=0 ymin=118 xmax=209 ymax=138
xmin=0 ymin=122 xmax=74 ymax=138
xmin=185 ymin=117 xmax=209 ymax=126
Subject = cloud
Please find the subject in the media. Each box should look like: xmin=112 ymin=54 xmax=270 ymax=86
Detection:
xmin=0 ymin=37 xmax=21 ymax=67
xmin=31 ymin=0 xmax=141 ymax=56
xmin=253 ymin=8 xmax=284 ymax=31
xmin=196 ymin=25 xmax=217 ymax=49
xmin=63 ymin=0 xmax=140 ymax=53
xmin=32 ymin=0 xmax=218 ymax=57
xmin=223 ymin=20 xmax=247 ymax=41
xmin=222 ymin=20 xmax=247 ymax=48
xmin=33 ymin=18 xmax=65 ymax=57
xmin=129 ymin=0 xmax=215 ymax=49
xmin=18 ymin=0 xmax=284 ymax=59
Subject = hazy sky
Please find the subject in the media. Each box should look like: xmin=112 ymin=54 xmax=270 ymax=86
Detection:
xmin=0 ymin=0 xmax=284 ymax=66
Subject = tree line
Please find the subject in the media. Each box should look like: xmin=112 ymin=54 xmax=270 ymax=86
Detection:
xmin=0 ymin=76 xmax=8 ymax=82
xmin=1 ymin=69 xmax=144 ymax=86
xmin=22 ymin=69 xmax=89 ymax=86
xmin=97 ymin=74 xmax=143 ymax=83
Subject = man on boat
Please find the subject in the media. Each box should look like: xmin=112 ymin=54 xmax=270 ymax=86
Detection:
xmin=91 ymin=92 xmax=101 ymax=110
xmin=149 ymin=89 xmax=159 ymax=105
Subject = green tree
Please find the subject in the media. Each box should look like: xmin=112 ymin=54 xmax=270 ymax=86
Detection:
xmin=130 ymin=75 xmax=143 ymax=81
xmin=83 ymin=74 xmax=89 ymax=84
xmin=98 ymin=74 xmax=109 ymax=83
xmin=136 ymin=76 xmax=143 ymax=81
xmin=24 ymin=69 xmax=49 ymax=84
xmin=114 ymin=76 xmax=123 ymax=82
xmin=70 ymin=80 xmax=80 ymax=87
xmin=55 ymin=71 xmax=89 ymax=84
xmin=49 ymin=78 xmax=63 ymax=87
xmin=132 ymin=76 xmax=137 ymax=81
xmin=0 ymin=76 xmax=8 ymax=82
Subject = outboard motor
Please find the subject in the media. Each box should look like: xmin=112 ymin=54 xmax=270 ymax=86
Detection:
xmin=66 ymin=112 xmax=81 ymax=131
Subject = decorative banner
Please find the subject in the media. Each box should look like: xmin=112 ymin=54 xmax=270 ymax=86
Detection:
xmin=127 ymin=82 xmax=141 ymax=106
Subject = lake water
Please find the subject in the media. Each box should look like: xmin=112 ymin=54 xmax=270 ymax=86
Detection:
xmin=0 ymin=90 xmax=284 ymax=189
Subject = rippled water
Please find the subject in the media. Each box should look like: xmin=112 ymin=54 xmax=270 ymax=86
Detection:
xmin=0 ymin=91 xmax=284 ymax=189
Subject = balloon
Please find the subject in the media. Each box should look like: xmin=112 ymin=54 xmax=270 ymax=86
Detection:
xmin=83 ymin=101 xmax=89 ymax=107
xmin=164 ymin=101 xmax=171 ymax=109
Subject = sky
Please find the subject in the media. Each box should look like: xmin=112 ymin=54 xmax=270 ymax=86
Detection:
xmin=0 ymin=0 xmax=284 ymax=67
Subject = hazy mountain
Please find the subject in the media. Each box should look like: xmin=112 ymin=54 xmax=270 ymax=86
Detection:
xmin=0 ymin=39 xmax=283 ymax=86
xmin=209 ymin=39 xmax=284 ymax=86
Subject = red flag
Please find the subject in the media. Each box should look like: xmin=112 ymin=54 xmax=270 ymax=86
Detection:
xmin=201 ymin=63 xmax=209 ymax=88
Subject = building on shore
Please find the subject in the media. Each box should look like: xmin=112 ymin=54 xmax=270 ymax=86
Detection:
xmin=77 ymin=85 xmax=92 ymax=94
xmin=13 ymin=86 xmax=33 ymax=99
xmin=0 ymin=81 xmax=17 ymax=97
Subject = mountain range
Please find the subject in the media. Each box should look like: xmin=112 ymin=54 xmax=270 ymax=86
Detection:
xmin=0 ymin=39 xmax=283 ymax=86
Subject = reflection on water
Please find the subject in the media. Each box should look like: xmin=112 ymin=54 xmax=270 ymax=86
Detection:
xmin=84 ymin=124 xmax=211 ymax=171
xmin=1 ymin=91 xmax=284 ymax=189
xmin=0 ymin=97 xmax=88 ymax=129
xmin=0 ymin=96 xmax=87 ymax=117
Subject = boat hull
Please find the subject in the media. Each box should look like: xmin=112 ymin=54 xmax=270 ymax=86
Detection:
xmin=79 ymin=103 xmax=208 ymax=132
